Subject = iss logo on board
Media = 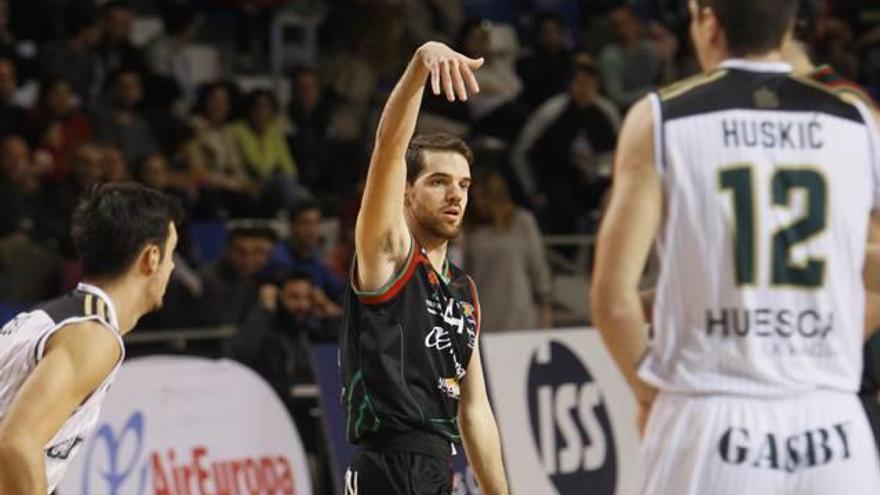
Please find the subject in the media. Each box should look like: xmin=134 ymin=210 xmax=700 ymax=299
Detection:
xmin=527 ymin=340 xmax=618 ymax=494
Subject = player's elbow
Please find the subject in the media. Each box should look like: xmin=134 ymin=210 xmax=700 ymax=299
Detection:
xmin=458 ymin=391 xmax=491 ymax=425
xmin=458 ymin=402 xmax=492 ymax=440
xmin=590 ymin=283 xmax=638 ymax=329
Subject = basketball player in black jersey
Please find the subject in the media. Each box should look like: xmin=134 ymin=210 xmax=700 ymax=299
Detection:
xmin=0 ymin=183 xmax=180 ymax=493
xmin=340 ymin=42 xmax=508 ymax=494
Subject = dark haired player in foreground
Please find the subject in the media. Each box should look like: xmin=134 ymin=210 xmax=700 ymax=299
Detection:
xmin=592 ymin=0 xmax=880 ymax=493
xmin=0 ymin=183 xmax=181 ymax=493
xmin=340 ymin=42 xmax=508 ymax=494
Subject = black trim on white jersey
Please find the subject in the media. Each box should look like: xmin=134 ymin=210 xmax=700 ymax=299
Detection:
xmin=660 ymin=69 xmax=865 ymax=124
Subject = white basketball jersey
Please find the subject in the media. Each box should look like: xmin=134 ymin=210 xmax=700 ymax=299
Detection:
xmin=639 ymin=59 xmax=880 ymax=396
xmin=0 ymin=283 xmax=124 ymax=492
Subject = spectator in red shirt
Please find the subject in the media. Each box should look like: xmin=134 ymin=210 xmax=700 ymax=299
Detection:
xmin=25 ymin=78 xmax=93 ymax=182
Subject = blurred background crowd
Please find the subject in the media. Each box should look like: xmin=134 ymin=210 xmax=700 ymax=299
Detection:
xmin=0 ymin=0 xmax=878 ymax=488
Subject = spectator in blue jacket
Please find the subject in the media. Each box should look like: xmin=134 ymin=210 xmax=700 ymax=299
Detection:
xmin=268 ymin=201 xmax=345 ymax=305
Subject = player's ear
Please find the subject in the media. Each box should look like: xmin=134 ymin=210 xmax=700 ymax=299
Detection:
xmin=139 ymin=243 xmax=161 ymax=276
xmin=704 ymin=7 xmax=723 ymax=46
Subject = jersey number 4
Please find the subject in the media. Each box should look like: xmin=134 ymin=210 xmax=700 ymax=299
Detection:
xmin=719 ymin=166 xmax=827 ymax=288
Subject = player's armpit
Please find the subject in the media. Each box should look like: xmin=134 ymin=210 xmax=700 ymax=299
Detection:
xmin=458 ymin=342 xmax=509 ymax=495
xmin=0 ymin=321 xmax=121 ymax=494
xmin=590 ymin=96 xmax=661 ymax=406
xmin=640 ymin=288 xmax=656 ymax=322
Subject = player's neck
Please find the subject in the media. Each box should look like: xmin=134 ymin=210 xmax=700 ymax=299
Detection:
xmin=410 ymin=229 xmax=449 ymax=273
xmin=81 ymin=278 xmax=146 ymax=335
xmin=780 ymin=40 xmax=816 ymax=75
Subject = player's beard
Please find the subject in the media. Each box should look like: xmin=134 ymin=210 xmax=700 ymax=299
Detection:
xmin=414 ymin=207 xmax=463 ymax=240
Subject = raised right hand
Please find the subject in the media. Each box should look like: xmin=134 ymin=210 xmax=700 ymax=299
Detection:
xmin=416 ymin=41 xmax=484 ymax=102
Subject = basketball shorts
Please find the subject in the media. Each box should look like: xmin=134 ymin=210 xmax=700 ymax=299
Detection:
xmin=640 ymin=390 xmax=880 ymax=495
xmin=345 ymin=450 xmax=452 ymax=495
xmin=345 ymin=430 xmax=454 ymax=495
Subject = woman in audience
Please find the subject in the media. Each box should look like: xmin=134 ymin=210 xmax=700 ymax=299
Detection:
xmin=231 ymin=88 xmax=304 ymax=215
xmin=465 ymin=168 xmax=553 ymax=332
xmin=191 ymin=83 xmax=259 ymax=217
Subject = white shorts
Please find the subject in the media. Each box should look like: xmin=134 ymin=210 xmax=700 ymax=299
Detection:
xmin=640 ymin=391 xmax=880 ymax=495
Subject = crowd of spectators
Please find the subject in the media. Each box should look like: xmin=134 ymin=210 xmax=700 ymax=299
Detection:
xmin=0 ymin=0 xmax=879 ymax=403
xmin=0 ymin=0 xmax=877 ymax=490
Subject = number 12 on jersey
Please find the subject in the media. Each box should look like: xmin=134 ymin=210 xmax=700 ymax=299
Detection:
xmin=719 ymin=166 xmax=827 ymax=288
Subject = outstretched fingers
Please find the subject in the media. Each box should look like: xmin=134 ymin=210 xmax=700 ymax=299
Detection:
xmin=441 ymin=59 xmax=455 ymax=101
xmin=430 ymin=60 xmax=441 ymax=95
xmin=451 ymin=60 xmax=468 ymax=101
xmin=460 ymin=62 xmax=480 ymax=95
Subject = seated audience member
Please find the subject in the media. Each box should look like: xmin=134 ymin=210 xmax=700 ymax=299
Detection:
xmin=597 ymin=6 xmax=677 ymax=110
xmin=0 ymin=136 xmax=61 ymax=302
xmin=465 ymin=168 xmax=552 ymax=332
xmin=288 ymin=67 xmax=338 ymax=194
xmin=102 ymin=145 xmax=129 ymax=182
xmin=134 ymin=153 xmax=195 ymax=217
xmin=230 ymin=89 xmax=302 ymax=214
xmin=145 ymin=3 xmax=202 ymax=104
xmin=232 ymin=271 xmax=336 ymax=402
xmin=25 ymin=77 xmax=93 ymax=181
xmin=0 ymin=135 xmax=61 ymax=242
xmin=512 ymin=53 xmax=620 ymax=235
xmin=97 ymin=0 xmax=148 ymax=75
xmin=517 ymin=12 xmax=573 ymax=109
xmin=267 ymin=201 xmax=345 ymax=305
xmin=47 ymin=141 xmax=105 ymax=212
xmin=231 ymin=89 xmax=296 ymax=180
xmin=197 ymin=223 xmax=277 ymax=326
xmin=92 ymin=68 xmax=160 ymax=165
xmin=38 ymin=6 xmax=102 ymax=108
xmin=0 ymin=56 xmax=24 ymax=139
xmin=192 ymin=82 xmax=259 ymax=217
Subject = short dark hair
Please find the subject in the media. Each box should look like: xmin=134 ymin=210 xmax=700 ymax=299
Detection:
xmin=244 ymin=88 xmax=278 ymax=114
xmin=226 ymin=220 xmax=279 ymax=244
xmin=102 ymin=0 xmax=133 ymax=14
xmin=71 ymin=183 xmax=183 ymax=278
xmin=697 ymin=0 xmax=797 ymax=56
xmin=534 ymin=12 xmax=563 ymax=30
xmin=288 ymin=200 xmax=321 ymax=223
xmin=193 ymin=81 xmax=240 ymax=118
xmin=161 ymin=3 xmax=199 ymax=35
xmin=103 ymin=67 xmax=141 ymax=94
xmin=404 ymin=133 xmax=474 ymax=183
xmin=794 ymin=0 xmax=822 ymax=43
xmin=281 ymin=269 xmax=313 ymax=287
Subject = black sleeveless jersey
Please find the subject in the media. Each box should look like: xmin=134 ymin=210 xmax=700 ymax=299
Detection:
xmin=340 ymin=239 xmax=480 ymax=445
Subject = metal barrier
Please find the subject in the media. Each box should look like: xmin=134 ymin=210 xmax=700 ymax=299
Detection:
xmin=543 ymin=234 xmax=595 ymax=326
xmin=125 ymin=325 xmax=237 ymax=352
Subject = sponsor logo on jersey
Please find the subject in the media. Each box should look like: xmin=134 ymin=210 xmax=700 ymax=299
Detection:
xmin=704 ymin=307 xmax=837 ymax=357
xmin=527 ymin=341 xmax=617 ymax=494
xmin=718 ymin=421 xmax=851 ymax=472
xmin=46 ymin=436 xmax=84 ymax=460
xmin=438 ymin=377 xmax=461 ymax=400
xmin=425 ymin=326 xmax=453 ymax=351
